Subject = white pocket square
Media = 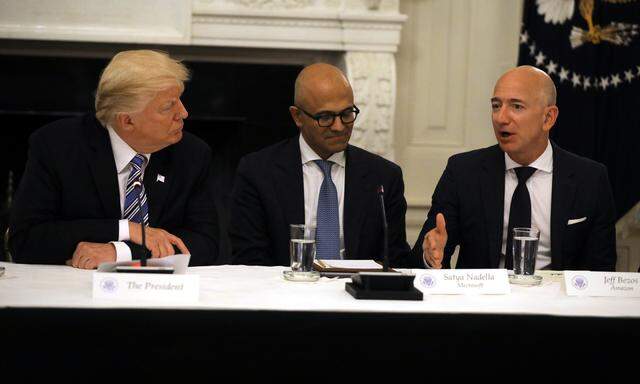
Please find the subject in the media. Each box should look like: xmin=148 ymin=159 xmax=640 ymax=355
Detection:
xmin=567 ymin=217 xmax=587 ymax=225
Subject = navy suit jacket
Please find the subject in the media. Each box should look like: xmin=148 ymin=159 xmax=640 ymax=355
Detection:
xmin=410 ymin=143 xmax=617 ymax=271
xmin=9 ymin=114 xmax=219 ymax=266
xmin=229 ymin=136 xmax=411 ymax=267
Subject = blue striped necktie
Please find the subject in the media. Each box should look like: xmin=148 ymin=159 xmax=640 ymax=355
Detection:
xmin=123 ymin=154 xmax=149 ymax=225
xmin=314 ymin=160 xmax=340 ymax=259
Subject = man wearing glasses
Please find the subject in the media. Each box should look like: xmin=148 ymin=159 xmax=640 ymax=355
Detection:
xmin=230 ymin=63 xmax=411 ymax=267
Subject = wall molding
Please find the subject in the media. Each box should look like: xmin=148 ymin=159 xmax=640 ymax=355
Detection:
xmin=0 ymin=0 xmax=406 ymax=159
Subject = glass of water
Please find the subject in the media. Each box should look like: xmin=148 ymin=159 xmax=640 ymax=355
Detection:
xmin=510 ymin=227 xmax=541 ymax=285
xmin=284 ymin=224 xmax=320 ymax=281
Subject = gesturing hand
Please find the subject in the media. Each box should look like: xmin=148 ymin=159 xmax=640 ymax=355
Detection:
xmin=422 ymin=213 xmax=447 ymax=269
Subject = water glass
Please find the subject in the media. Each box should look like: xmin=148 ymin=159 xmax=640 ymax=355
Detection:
xmin=512 ymin=227 xmax=540 ymax=277
xmin=284 ymin=224 xmax=320 ymax=281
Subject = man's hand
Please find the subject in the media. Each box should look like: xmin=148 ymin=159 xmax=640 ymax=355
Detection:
xmin=128 ymin=222 xmax=189 ymax=258
xmin=422 ymin=213 xmax=447 ymax=269
xmin=68 ymin=242 xmax=116 ymax=269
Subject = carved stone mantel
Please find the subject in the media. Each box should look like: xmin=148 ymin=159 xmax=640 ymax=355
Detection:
xmin=0 ymin=0 xmax=406 ymax=159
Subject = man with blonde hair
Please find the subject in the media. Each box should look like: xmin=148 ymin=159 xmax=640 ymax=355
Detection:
xmin=9 ymin=50 xmax=219 ymax=268
xmin=411 ymin=66 xmax=616 ymax=271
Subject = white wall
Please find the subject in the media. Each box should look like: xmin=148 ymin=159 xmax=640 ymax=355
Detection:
xmin=394 ymin=0 xmax=639 ymax=272
xmin=395 ymin=0 xmax=524 ymax=245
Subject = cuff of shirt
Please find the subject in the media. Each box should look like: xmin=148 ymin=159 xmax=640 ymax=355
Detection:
xmin=111 ymin=241 xmax=132 ymax=262
xmin=118 ymin=219 xmax=130 ymax=241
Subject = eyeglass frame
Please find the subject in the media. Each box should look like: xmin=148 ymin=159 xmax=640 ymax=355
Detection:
xmin=294 ymin=105 xmax=360 ymax=128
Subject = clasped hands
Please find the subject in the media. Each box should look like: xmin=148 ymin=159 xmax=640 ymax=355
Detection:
xmin=67 ymin=222 xmax=189 ymax=269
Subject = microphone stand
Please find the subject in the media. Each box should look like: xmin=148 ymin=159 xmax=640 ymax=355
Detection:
xmin=345 ymin=185 xmax=422 ymax=300
xmin=379 ymin=186 xmax=389 ymax=272
xmin=132 ymin=180 xmax=149 ymax=267
xmin=115 ymin=178 xmax=173 ymax=274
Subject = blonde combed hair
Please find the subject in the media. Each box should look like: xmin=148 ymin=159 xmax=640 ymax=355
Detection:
xmin=95 ymin=50 xmax=190 ymax=126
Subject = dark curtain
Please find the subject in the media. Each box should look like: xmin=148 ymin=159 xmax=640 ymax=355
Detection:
xmin=518 ymin=0 xmax=640 ymax=219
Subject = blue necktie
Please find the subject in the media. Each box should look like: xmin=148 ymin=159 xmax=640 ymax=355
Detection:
xmin=314 ymin=160 xmax=340 ymax=259
xmin=123 ymin=154 xmax=149 ymax=225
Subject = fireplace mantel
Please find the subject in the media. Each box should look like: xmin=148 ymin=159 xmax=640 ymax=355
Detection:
xmin=192 ymin=2 xmax=405 ymax=52
xmin=0 ymin=0 xmax=406 ymax=159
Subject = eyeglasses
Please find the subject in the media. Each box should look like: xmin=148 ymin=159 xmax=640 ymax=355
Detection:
xmin=296 ymin=105 xmax=360 ymax=128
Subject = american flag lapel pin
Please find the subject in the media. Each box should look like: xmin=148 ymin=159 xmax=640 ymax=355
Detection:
xmin=156 ymin=174 xmax=165 ymax=183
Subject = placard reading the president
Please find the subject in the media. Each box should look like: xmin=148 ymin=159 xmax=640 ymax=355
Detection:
xmin=564 ymin=271 xmax=640 ymax=297
xmin=414 ymin=269 xmax=510 ymax=295
xmin=92 ymin=272 xmax=199 ymax=302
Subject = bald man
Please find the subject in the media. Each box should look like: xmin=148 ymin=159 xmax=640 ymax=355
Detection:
xmin=230 ymin=63 xmax=411 ymax=266
xmin=411 ymin=66 xmax=616 ymax=271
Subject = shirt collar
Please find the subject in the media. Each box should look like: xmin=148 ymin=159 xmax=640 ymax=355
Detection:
xmin=504 ymin=140 xmax=553 ymax=174
xmin=106 ymin=125 xmax=150 ymax=173
xmin=299 ymin=134 xmax=346 ymax=168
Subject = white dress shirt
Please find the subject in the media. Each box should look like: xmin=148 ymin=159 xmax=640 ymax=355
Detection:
xmin=501 ymin=141 xmax=553 ymax=270
xmin=299 ymin=135 xmax=346 ymax=255
xmin=106 ymin=126 xmax=150 ymax=262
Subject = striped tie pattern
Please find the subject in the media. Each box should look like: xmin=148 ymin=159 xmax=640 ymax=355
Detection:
xmin=314 ymin=160 xmax=340 ymax=260
xmin=123 ymin=154 xmax=149 ymax=225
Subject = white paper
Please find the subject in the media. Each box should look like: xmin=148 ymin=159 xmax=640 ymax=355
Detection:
xmin=147 ymin=254 xmax=190 ymax=274
xmin=97 ymin=254 xmax=190 ymax=274
xmin=414 ymin=269 xmax=511 ymax=295
xmin=317 ymin=259 xmax=382 ymax=269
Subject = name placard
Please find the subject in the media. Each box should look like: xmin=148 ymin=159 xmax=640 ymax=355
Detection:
xmin=564 ymin=271 xmax=640 ymax=297
xmin=414 ymin=269 xmax=510 ymax=295
xmin=92 ymin=272 xmax=199 ymax=302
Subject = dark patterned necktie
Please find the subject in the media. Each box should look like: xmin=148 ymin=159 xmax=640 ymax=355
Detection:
xmin=505 ymin=166 xmax=536 ymax=269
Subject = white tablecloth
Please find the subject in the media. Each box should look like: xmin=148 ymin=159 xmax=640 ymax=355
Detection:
xmin=1 ymin=262 xmax=639 ymax=318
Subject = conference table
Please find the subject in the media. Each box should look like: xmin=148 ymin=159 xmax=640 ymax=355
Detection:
xmin=2 ymin=262 xmax=639 ymax=376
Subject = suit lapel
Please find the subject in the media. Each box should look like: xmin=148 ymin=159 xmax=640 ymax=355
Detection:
xmin=344 ymin=145 xmax=368 ymax=260
xmin=273 ymin=138 xmax=305 ymax=227
xmin=85 ymin=116 xmax=120 ymax=219
xmin=144 ymin=147 xmax=172 ymax=227
xmin=550 ymin=144 xmax=576 ymax=269
xmin=480 ymin=145 xmax=506 ymax=268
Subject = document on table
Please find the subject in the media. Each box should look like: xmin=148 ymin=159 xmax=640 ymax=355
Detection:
xmin=97 ymin=254 xmax=191 ymax=274
xmin=314 ymin=259 xmax=386 ymax=272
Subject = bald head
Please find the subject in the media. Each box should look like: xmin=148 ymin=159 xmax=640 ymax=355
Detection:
xmin=289 ymin=63 xmax=356 ymax=159
xmin=491 ymin=65 xmax=560 ymax=165
xmin=496 ymin=65 xmax=557 ymax=106
xmin=294 ymin=63 xmax=353 ymax=108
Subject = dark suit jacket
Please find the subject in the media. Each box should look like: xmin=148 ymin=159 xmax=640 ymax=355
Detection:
xmin=410 ymin=143 xmax=617 ymax=271
xmin=229 ymin=136 xmax=411 ymax=267
xmin=9 ymin=114 xmax=219 ymax=266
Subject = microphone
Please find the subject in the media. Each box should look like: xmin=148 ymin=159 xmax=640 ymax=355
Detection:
xmin=115 ymin=179 xmax=173 ymax=274
xmin=378 ymin=185 xmax=389 ymax=272
xmin=344 ymin=185 xmax=422 ymax=300
xmin=131 ymin=180 xmax=148 ymax=267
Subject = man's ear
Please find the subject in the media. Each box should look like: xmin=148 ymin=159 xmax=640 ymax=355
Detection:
xmin=116 ymin=112 xmax=135 ymax=132
xmin=289 ymin=106 xmax=303 ymax=129
xmin=542 ymin=105 xmax=559 ymax=132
